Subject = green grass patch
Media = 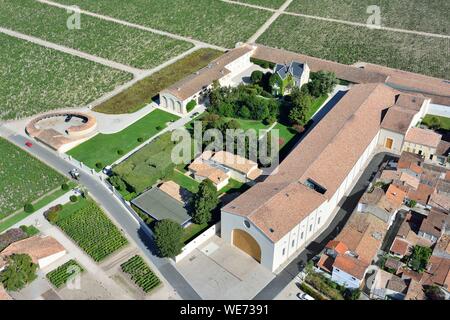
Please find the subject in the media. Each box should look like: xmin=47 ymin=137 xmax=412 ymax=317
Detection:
xmin=19 ymin=225 xmax=40 ymax=237
xmin=168 ymin=171 xmax=200 ymax=193
xmin=68 ymin=109 xmax=179 ymax=169
xmin=121 ymin=255 xmax=161 ymax=293
xmin=182 ymin=223 xmax=209 ymax=245
xmin=287 ymin=0 xmax=450 ymax=35
xmin=54 ymin=0 xmax=271 ymax=48
xmin=272 ymin=123 xmax=297 ymax=148
xmin=0 ymin=138 xmax=67 ymax=218
xmin=46 ymin=259 xmax=84 ymax=288
xmin=258 ymin=14 xmax=450 ymax=79
xmin=422 ymin=114 xmax=450 ymax=131
xmin=56 ymin=201 xmax=128 ymax=262
xmin=93 ymin=48 xmax=223 ymax=114
xmin=0 ymin=33 xmax=132 ymax=120
xmin=0 ymin=0 xmax=193 ymax=69
xmin=235 ymin=0 xmax=285 ymax=9
xmin=306 ymin=95 xmax=329 ymax=120
xmin=218 ymin=179 xmax=248 ymax=195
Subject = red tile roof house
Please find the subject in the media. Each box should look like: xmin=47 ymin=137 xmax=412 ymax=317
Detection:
xmin=220 ymin=83 xmax=429 ymax=272
xmin=0 ymin=235 xmax=66 ymax=269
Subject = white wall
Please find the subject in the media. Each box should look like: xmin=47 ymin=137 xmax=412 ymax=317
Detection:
xmin=160 ymin=92 xmax=190 ymax=114
xmin=378 ymin=129 xmax=405 ymax=153
xmin=427 ymin=103 xmax=450 ymax=118
xmin=174 ymin=223 xmax=220 ymax=263
xmin=331 ymin=267 xmax=363 ymax=289
xmin=38 ymin=251 xmax=66 ymax=269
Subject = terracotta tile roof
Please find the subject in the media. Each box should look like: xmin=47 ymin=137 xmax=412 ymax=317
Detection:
xmin=162 ymin=45 xmax=255 ymax=100
xmin=394 ymin=94 xmax=427 ymax=111
xmin=379 ymin=170 xmax=401 ymax=183
xmin=326 ymin=240 xmax=349 ymax=255
xmin=398 ymin=152 xmax=424 ymax=175
xmin=404 ymin=279 xmax=426 ymax=300
xmin=390 ymin=238 xmax=411 ymax=256
xmin=429 ymin=192 xmax=450 ymax=212
xmin=188 ymin=162 xmax=229 ymax=186
xmin=158 ymin=181 xmax=192 ymax=204
xmin=381 ymin=106 xmax=417 ymax=134
xmin=385 ymin=184 xmax=407 ymax=207
xmin=405 ymin=127 xmax=442 ymax=148
xmin=407 ymin=183 xmax=435 ymax=205
xmin=437 ymin=141 xmax=450 ymax=157
xmin=317 ymin=254 xmax=334 ymax=274
xmin=421 ymin=256 xmax=450 ymax=288
xmin=399 ymin=171 xmax=420 ymax=189
xmin=386 ymin=276 xmax=408 ymax=293
xmin=211 ymin=151 xmax=258 ymax=176
xmin=336 ymin=214 xmax=387 ymax=264
xmin=333 ymin=254 xmax=368 ymax=280
xmin=0 ymin=285 xmax=12 ymax=301
xmin=446 ymin=171 xmax=450 ymax=182
xmin=434 ymin=234 xmax=450 ymax=256
xmin=0 ymin=236 xmax=65 ymax=264
xmin=360 ymin=187 xmax=385 ymax=205
xmin=419 ymin=208 xmax=449 ymax=239
xmin=385 ymin=257 xmax=403 ymax=272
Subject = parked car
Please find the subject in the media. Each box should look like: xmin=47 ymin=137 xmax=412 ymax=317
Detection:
xmin=69 ymin=168 xmax=80 ymax=180
xmin=191 ymin=112 xmax=200 ymax=118
xmin=25 ymin=141 xmax=33 ymax=148
xmin=102 ymin=165 xmax=112 ymax=176
xmin=297 ymin=292 xmax=314 ymax=301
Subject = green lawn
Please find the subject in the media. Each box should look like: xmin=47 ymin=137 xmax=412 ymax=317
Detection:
xmin=287 ymin=0 xmax=450 ymax=35
xmin=55 ymin=197 xmax=90 ymax=222
xmin=273 ymin=123 xmax=297 ymax=148
xmin=422 ymin=114 xmax=450 ymax=131
xmin=258 ymin=14 xmax=450 ymax=79
xmin=0 ymin=0 xmax=193 ymax=69
xmin=168 ymin=171 xmax=200 ymax=193
xmin=306 ymin=95 xmax=329 ymax=120
xmin=235 ymin=0 xmax=285 ymax=9
xmin=93 ymin=48 xmax=223 ymax=114
xmin=182 ymin=223 xmax=209 ymax=245
xmin=0 ymin=138 xmax=68 ymax=219
xmin=226 ymin=118 xmax=271 ymax=132
xmin=54 ymin=0 xmax=272 ymax=48
xmin=218 ymin=179 xmax=248 ymax=195
xmin=68 ymin=109 xmax=179 ymax=170
xmin=0 ymin=33 xmax=132 ymax=120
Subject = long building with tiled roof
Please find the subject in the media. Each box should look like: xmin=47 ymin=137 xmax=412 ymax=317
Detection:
xmin=221 ymin=83 xmax=431 ymax=271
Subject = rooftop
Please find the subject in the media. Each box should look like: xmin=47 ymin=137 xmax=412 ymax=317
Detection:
xmin=0 ymin=236 xmax=65 ymax=264
xmin=333 ymin=254 xmax=368 ymax=280
xmin=390 ymin=238 xmax=411 ymax=256
xmin=405 ymin=127 xmax=442 ymax=148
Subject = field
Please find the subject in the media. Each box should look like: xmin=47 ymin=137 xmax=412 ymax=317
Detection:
xmin=287 ymin=0 xmax=450 ymax=35
xmin=120 ymin=255 xmax=161 ymax=293
xmin=0 ymin=33 xmax=132 ymax=120
xmin=56 ymin=201 xmax=128 ymax=262
xmin=46 ymin=259 xmax=84 ymax=288
xmin=169 ymin=171 xmax=200 ymax=193
xmin=258 ymin=14 xmax=450 ymax=79
xmin=0 ymin=0 xmax=193 ymax=70
xmin=54 ymin=0 xmax=271 ymax=47
xmin=67 ymin=109 xmax=179 ymax=169
xmin=112 ymin=133 xmax=177 ymax=194
xmin=93 ymin=48 xmax=223 ymax=114
xmin=0 ymin=138 xmax=66 ymax=218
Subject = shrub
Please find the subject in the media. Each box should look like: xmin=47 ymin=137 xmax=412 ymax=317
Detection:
xmin=24 ymin=203 xmax=34 ymax=213
xmin=305 ymin=272 xmax=344 ymax=300
xmin=20 ymin=225 xmax=40 ymax=237
xmin=251 ymin=70 xmax=264 ymax=84
xmin=299 ymin=282 xmax=326 ymax=300
xmin=137 ymin=137 xmax=144 ymax=143
xmin=408 ymin=245 xmax=432 ymax=272
xmin=117 ymin=149 xmax=124 ymax=155
xmin=192 ymin=180 xmax=219 ymax=225
xmin=264 ymin=116 xmax=276 ymax=125
xmin=0 ymin=228 xmax=27 ymax=251
xmin=95 ymin=162 xmax=103 ymax=170
xmin=69 ymin=195 xmax=78 ymax=203
xmin=61 ymin=183 xmax=69 ymax=191
xmin=0 ymin=254 xmax=38 ymax=291
xmin=186 ymin=100 xmax=197 ymax=112
xmin=46 ymin=210 xmax=60 ymax=224
xmin=109 ymin=175 xmax=128 ymax=192
xmin=156 ymin=125 xmax=163 ymax=131
xmin=154 ymin=219 xmax=184 ymax=258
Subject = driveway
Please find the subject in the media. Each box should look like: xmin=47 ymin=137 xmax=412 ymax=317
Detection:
xmin=254 ymin=152 xmax=398 ymax=300
xmin=177 ymin=236 xmax=274 ymax=300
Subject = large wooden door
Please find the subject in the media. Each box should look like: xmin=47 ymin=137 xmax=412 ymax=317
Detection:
xmin=385 ymin=138 xmax=393 ymax=149
xmin=232 ymin=229 xmax=261 ymax=263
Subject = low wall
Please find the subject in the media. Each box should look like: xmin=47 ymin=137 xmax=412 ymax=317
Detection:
xmin=174 ymin=222 xmax=221 ymax=263
xmin=427 ymin=103 xmax=450 ymax=118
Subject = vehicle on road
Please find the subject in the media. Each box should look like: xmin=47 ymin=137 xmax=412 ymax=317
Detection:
xmin=297 ymin=292 xmax=314 ymax=301
xmin=191 ymin=112 xmax=200 ymax=118
xmin=102 ymin=165 xmax=113 ymax=176
xmin=25 ymin=141 xmax=33 ymax=148
xmin=69 ymin=168 xmax=80 ymax=180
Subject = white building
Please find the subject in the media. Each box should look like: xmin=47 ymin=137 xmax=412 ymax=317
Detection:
xmin=159 ymin=44 xmax=256 ymax=115
xmin=221 ymin=84 xmax=430 ymax=272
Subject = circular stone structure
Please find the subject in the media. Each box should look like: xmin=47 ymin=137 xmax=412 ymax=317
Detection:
xmin=26 ymin=111 xmax=97 ymax=152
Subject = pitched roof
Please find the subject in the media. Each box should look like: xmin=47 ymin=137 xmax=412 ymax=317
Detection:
xmin=317 ymin=254 xmax=334 ymax=274
xmin=333 ymin=255 xmax=368 ymax=280
xmin=381 ymin=106 xmax=417 ymax=134
xmin=1 ymin=236 xmax=65 ymax=264
xmin=223 ymin=84 xmax=399 ymax=242
xmin=390 ymin=238 xmax=411 ymax=256
xmin=419 ymin=208 xmax=449 ymax=239
xmin=398 ymin=152 xmax=424 ymax=175
xmin=275 ymin=61 xmax=305 ymax=80
xmin=385 ymin=184 xmax=407 ymax=207
xmin=386 ymin=276 xmax=408 ymax=293
xmin=405 ymin=127 xmax=442 ymax=148
xmin=385 ymin=257 xmax=403 ymax=271
xmin=325 ymin=240 xmax=349 ymax=255
xmin=428 ymin=192 xmax=450 ymax=212
xmin=158 ymin=181 xmax=192 ymax=204
xmin=211 ymin=151 xmax=258 ymax=176
xmin=188 ymin=162 xmax=229 ymax=186
xmin=162 ymin=45 xmax=255 ymax=100
xmin=421 ymin=256 xmax=450 ymax=288
xmin=404 ymin=279 xmax=426 ymax=300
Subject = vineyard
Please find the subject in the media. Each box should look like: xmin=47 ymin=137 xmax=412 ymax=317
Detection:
xmin=46 ymin=260 xmax=84 ymax=288
xmin=121 ymin=255 xmax=161 ymax=293
xmin=56 ymin=202 xmax=128 ymax=262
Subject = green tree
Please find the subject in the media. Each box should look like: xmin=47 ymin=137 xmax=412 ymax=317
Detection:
xmin=153 ymin=219 xmax=184 ymax=258
xmin=428 ymin=116 xmax=441 ymax=130
xmin=289 ymin=94 xmax=312 ymax=125
xmin=425 ymin=285 xmax=445 ymax=300
xmin=308 ymin=71 xmax=338 ymax=98
xmin=110 ymin=175 xmax=127 ymax=192
xmin=250 ymin=70 xmax=264 ymax=84
xmin=409 ymin=245 xmax=432 ymax=272
xmin=0 ymin=254 xmax=38 ymax=291
xmin=192 ymin=180 xmax=219 ymax=225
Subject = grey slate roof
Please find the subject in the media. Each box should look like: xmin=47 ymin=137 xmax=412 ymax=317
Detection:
xmin=274 ymin=61 xmax=305 ymax=80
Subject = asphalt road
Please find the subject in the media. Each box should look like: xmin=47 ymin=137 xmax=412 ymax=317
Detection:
xmin=254 ymin=152 xmax=398 ymax=300
xmin=1 ymin=129 xmax=201 ymax=300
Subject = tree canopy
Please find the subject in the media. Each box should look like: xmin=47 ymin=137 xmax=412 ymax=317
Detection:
xmin=153 ymin=219 xmax=184 ymax=258
xmin=0 ymin=254 xmax=38 ymax=291
xmin=308 ymin=71 xmax=338 ymax=98
xmin=192 ymin=180 xmax=219 ymax=225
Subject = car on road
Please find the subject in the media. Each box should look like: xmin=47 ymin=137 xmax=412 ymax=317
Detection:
xmin=297 ymin=292 xmax=314 ymax=301
xmin=25 ymin=141 xmax=33 ymax=148
xmin=191 ymin=112 xmax=200 ymax=118
xmin=102 ymin=165 xmax=112 ymax=176
xmin=69 ymin=168 xmax=80 ymax=180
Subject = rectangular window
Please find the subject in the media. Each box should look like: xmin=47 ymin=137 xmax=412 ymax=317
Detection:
xmin=282 ymin=248 xmax=286 ymax=256
xmin=429 ymin=154 xmax=433 ymax=160
xmin=317 ymin=217 xmax=321 ymax=225
xmin=300 ymin=232 xmax=304 ymax=239
xmin=309 ymin=225 xmax=313 ymax=232
xmin=292 ymin=240 xmax=295 ymax=247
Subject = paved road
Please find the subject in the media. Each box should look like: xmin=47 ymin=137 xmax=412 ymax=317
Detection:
xmin=254 ymin=152 xmax=398 ymax=300
xmin=0 ymin=128 xmax=201 ymax=300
